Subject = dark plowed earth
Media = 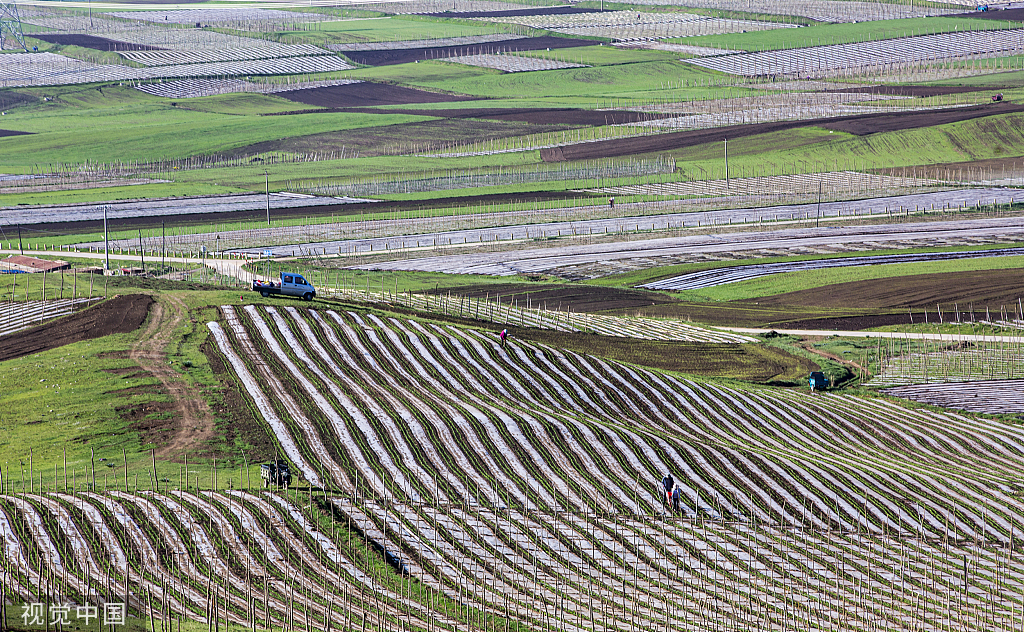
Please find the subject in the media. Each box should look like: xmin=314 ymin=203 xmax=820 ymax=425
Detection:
xmin=0 ymin=129 xmax=32 ymax=137
xmin=541 ymin=102 xmax=1024 ymax=161
xmin=749 ymin=268 xmax=1024 ymax=310
xmin=951 ymin=7 xmax=1024 ymax=19
xmin=338 ymin=107 xmax=678 ymax=125
xmin=342 ymin=36 xmax=597 ymax=66
xmin=278 ymin=82 xmax=474 ymax=107
xmin=29 ymin=33 xmax=166 ymax=51
xmin=0 ymin=294 xmax=153 ymax=362
xmin=423 ymin=6 xmax=601 ymax=17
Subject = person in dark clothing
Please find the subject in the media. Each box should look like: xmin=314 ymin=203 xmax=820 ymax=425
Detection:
xmin=672 ymin=486 xmax=682 ymax=513
xmin=662 ymin=473 xmax=673 ymax=505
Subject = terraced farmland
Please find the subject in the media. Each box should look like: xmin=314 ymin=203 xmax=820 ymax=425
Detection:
xmin=626 ymin=0 xmax=952 ymax=23
xmin=447 ymin=53 xmax=588 ymax=72
xmin=0 ymin=489 xmax=448 ymax=630
xmin=0 ymin=297 xmax=100 ymax=337
xmin=5 ymin=487 xmax=1024 ymax=632
xmin=688 ymin=29 xmax=1024 ymax=77
xmin=0 ymin=52 xmax=354 ymax=89
xmin=210 ymin=304 xmax=1024 ymax=535
xmin=640 ymin=247 xmax=1024 ymax=291
xmin=474 ymin=10 xmax=795 ymax=41
xmin=134 ymin=78 xmax=361 ymax=99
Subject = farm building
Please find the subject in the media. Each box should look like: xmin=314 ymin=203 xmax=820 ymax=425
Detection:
xmin=0 ymin=255 xmax=71 ymax=273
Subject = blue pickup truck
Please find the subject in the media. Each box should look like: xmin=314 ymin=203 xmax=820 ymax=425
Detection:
xmin=252 ymin=272 xmax=316 ymax=301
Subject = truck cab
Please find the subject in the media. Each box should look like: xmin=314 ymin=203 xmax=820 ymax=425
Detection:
xmin=253 ymin=272 xmax=316 ymax=301
xmin=808 ymin=371 xmax=830 ymax=391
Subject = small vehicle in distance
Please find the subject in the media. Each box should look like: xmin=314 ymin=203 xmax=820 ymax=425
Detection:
xmin=253 ymin=272 xmax=316 ymax=301
xmin=808 ymin=371 xmax=830 ymax=391
xmin=260 ymin=460 xmax=291 ymax=488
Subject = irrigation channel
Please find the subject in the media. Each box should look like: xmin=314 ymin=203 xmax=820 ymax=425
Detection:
xmin=82 ymin=187 xmax=1021 ymax=256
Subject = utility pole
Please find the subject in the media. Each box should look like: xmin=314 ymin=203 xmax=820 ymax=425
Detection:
xmin=265 ymin=170 xmax=271 ymax=226
xmin=103 ymin=205 xmax=110 ymax=271
xmin=16 ymin=225 xmax=22 ymax=255
xmin=816 ymin=180 xmax=822 ymax=228
xmin=161 ymin=221 xmax=165 ymax=269
xmin=138 ymin=228 xmax=144 ymax=273
xmin=724 ymin=138 xmax=729 ymax=189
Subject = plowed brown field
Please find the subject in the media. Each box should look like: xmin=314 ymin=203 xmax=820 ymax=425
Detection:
xmin=542 ymin=102 xmax=1024 ymax=161
xmin=342 ymin=36 xmax=596 ymax=66
xmin=0 ymin=294 xmax=153 ymax=361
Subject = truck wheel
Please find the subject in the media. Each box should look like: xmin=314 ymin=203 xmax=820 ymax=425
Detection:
xmin=303 ymin=292 xmax=312 ymax=301
xmin=261 ymin=290 xmax=269 ymax=298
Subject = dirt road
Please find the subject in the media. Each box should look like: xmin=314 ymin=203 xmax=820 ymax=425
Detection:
xmin=129 ymin=294 xmax=215 ymax=459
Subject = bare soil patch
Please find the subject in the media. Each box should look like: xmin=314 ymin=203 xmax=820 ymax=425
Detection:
xmin=820 ymin=102 xmax=1024 ymax=135
xmin=542 ymin=102 xmax=1024 ymax=161
xmin=340 ymin=106 xmax=678 ymax=125
xmin=0 ymin=91 xmax=37 ymax=111
xmin=0 ymin=294 xmax=152 ymax=362
xmin=951 ymin=7 xmax=1024 ymax=20
xmin=229 ymin=118 xmax=571 ymax=158
xmin=0 ymin=129 xmax=32 ymax=138
xmin=342 ymin=36 xmax=596 ymax=66
xmin=277 ymin=82 xmax=474 ymax=107
xmin=751 ymin=268 xmax=1024 ymax=310
xmin=30 ymin=33 xmax=166 ymax=51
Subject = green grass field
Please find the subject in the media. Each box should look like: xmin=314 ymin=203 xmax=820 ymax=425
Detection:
xmin=675 ymin=16 xmax=1018 ymax=52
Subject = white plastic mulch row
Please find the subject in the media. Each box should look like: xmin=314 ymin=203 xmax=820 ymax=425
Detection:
xmin=328 ymin=34 xmax=527 ymax=51
xmin=0 ymin=52 xmax=354 ymax=89
xmin=107 ymin=8 xmax=327 ymax=24
xmin=597 ymin=172 xmax=943 ymax=203
xmin=134 ymin=77 xmax=361 ymax=99
xmin=118 ymin=43 xmax=327 ymax=67
xmin=641 ymin=246 xmax=1024 ymax=291
xmin=446 ymin=53 xmax=588 ymax=72
xmin=870 ymin=345 xmax=1024 ymax=387
xmin=688 ymin=28 xmax=1024 ymax=77
xmin=615 ymin=0 xmax=953 ymax=23
xmin=212 ymin=306 xmax=1024 ymax=545
xmin=0 ymin=491 xmax=428 ymax=628
xmin=0 ymin=297 xmax=100 ymax=337
xmin=340 ymin=0 xmax=534 ymax=14
xmin=618 ymin=41 xmax=742 ymax=56
xmin=883 ymin=380 xmax=1024 ymax=415
xmin=22 ymin=16 xmax=312 ymax=53
xmin=474 ymin=10 xmax=794 ymax=41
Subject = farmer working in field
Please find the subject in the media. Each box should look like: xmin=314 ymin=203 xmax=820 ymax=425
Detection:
xmin=672 ymin=485 xmax=682 ymax=513
xmin=662 ymin=473 xmax=674 ymax=506
xmin=499 ymin=328 xmax=508 ymax=348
